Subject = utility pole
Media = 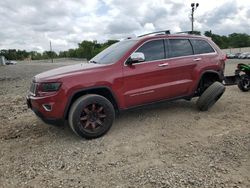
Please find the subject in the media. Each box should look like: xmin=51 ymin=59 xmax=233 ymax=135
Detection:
xmin=50 ymin=40 xmax=53 ymax=63
xmin=191 ymin=3 xmax=199 ymax=32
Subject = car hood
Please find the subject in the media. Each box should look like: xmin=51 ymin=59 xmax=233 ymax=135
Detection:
xmin=35 ymin=63 xmax=104 ymax=82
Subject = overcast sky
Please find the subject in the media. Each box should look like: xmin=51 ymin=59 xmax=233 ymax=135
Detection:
xmin=0 ymin=0 xmax=249 ymax=52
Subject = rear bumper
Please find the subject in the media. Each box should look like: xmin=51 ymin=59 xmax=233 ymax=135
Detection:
xmin=223 ymin=75 xmax=240 ymax=86
xmin=26 ymin=95 xmax=64 ymax=126
xmin=223 ymin=69 xmax=241 ymax=86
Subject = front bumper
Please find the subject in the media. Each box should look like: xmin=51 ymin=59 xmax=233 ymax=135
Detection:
xmin=26 ymin=95 xmax=64 ymax=126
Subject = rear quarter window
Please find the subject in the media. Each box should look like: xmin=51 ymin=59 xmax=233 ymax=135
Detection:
xmin=190 ymin=39 xmax=215 ymax=54
xmin=168 ymin=39 xmax=193 ymax=58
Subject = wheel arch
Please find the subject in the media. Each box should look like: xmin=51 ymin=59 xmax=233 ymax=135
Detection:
xmin=64 ymin=86 xmax=119 ymax=119
xmin=196 ymin=70 xmax=223 ymax=95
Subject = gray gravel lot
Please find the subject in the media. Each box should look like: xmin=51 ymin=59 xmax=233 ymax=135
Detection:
xmin=0 ymin=59 xmax=249 ymax=188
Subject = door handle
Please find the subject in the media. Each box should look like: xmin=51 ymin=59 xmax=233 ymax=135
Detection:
xmin=193 ymin=58 xmax=202 ymax=61
xmin=158 ymin=63 xmax=169 ymax=67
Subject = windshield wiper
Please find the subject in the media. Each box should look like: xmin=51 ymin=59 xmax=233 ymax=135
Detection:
xmin=89 ymin=60 xmax=98 ymax=64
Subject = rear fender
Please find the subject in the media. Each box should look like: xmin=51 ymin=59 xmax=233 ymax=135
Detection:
xmin=195 ymin=70 xmax=222 ymax=95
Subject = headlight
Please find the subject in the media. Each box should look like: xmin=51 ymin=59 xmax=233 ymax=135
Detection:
xmin=41 ymin=82 xmax=61 ymax=92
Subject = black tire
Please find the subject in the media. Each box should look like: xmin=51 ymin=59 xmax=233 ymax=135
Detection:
xmin=197 ymin=81 xmax=225 ymax=111
xmin=237 ymin=74 xmax=250 ymax=92
xmin=68 ymin=94 xmax=115 ymax=139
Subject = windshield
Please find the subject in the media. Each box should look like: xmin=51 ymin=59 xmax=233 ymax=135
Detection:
xmin=90 ymin=40 xmax=137 ymax=64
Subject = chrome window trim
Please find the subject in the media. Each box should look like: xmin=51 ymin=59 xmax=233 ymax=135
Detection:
xmin=123 ymin=37 xmax=218 ymax=67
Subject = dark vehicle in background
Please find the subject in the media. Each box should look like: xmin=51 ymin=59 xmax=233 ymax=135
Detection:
xmin=234 ymin=52 xmax=242 ymax=59
xmin=26 ymin=30 xmax=226 ymax=139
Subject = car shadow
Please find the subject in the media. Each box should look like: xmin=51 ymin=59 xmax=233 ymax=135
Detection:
xmin=25 ymin=99 xmax=198 ymax=142
xmin=109 ymin=99 xmax=200 ymax=133
xmin=118 ymin=99 xmax=197 ymax=119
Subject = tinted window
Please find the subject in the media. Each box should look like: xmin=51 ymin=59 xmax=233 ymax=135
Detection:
xmin=136 ymin=40 xmax=165 ymax=61
xmin=169 ymin=39 xmax=193 ymax=58
xmin=90 ymin=40 xmax=137 ymax=64
xmin=191 ymin=39 xmax=215 ymax=54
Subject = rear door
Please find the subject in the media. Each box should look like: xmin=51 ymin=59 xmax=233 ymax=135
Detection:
xmin=190 ymin=38 xmax=218 ymax=68
xmin=163 ymin=38 xmax=198 ymax=97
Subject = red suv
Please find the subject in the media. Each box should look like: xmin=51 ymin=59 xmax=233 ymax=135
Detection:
xmin=27 ymin=31 xmax=226 ymax=139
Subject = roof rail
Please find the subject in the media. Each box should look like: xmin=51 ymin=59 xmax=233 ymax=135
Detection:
xmin=175 ymin=31 xmax=201 ymax=35
xmin=138 ymin=30 xmax=170 ymax=37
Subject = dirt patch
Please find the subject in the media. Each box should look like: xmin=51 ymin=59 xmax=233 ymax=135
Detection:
xmin=0 ymin=59 xmax=249 ymax=187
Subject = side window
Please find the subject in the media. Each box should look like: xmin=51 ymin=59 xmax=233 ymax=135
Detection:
xmin=169 ymin=39 xmax=193 ymax=58
xmin=136 ymin=40 xmax=165 ymax=62
xmin=190 ymin=39 xmax=215 ymax=54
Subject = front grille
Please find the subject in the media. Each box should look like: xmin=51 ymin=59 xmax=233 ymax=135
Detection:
xmin=30 ymin=82 xmax=37 ymax=96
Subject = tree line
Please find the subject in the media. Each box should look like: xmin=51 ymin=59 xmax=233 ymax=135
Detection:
xmin=1 ymin=31 xmax=250 ymax=61
xmin=204 ymin=31 xmax=250 ymax=49
xmin=0 ymin=40 xmax=118 ymax=61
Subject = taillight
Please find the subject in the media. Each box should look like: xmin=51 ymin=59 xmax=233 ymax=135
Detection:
xmin=222 ymin=54 xmax=227 ymax=61
xmin=219 ymin=54 xmax=226 ymax=72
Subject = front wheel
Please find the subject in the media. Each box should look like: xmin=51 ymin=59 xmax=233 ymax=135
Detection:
xmin=238 ymin=74 xmax=250 ymax=92
xmin=68 ymin=94 xmax=115 ymax=139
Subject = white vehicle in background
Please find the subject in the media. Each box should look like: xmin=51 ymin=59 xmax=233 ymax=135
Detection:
xmin=239 ymin=52 xmax=250 ymax=59
xmin=6 ymin=60 xmax=17 ymax=65
xmin=247 ymin=54 xmax=250 ymax=59
xmin=226 ymin=53 xmax=235 ymax=59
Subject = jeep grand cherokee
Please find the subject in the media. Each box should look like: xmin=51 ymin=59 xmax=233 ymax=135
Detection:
xmin=27 ymin=31 xmax=226 ymax=139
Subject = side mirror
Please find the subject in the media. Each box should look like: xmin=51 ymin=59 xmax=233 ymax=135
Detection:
xmin=126 ymin=52 xmax=145 ymax=65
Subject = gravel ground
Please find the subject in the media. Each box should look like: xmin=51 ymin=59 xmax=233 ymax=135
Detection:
xmin=0 ymin=59 xmax=249 ymax=188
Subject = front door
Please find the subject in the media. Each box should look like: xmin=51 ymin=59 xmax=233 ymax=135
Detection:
xmin=122 ymin=39 xmax=171 ymax=108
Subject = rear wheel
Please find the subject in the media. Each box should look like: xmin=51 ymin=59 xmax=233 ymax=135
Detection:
xmin=238 ymin=74 xmax=250 ymax=92
xmin=197 ymin=81 xmax=225 ymax=111
xmin=68 ymin=94 xmax=115 ymax=139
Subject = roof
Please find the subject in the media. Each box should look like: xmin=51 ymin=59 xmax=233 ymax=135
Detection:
xmin=137 ymin=33 xmax=208 ymax=41
xmin=123 ymin=30 xmax=210 ymax=44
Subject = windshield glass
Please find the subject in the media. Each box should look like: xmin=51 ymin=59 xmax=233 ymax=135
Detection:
xmin=90 ymin=40 xmax=137 ymax=64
